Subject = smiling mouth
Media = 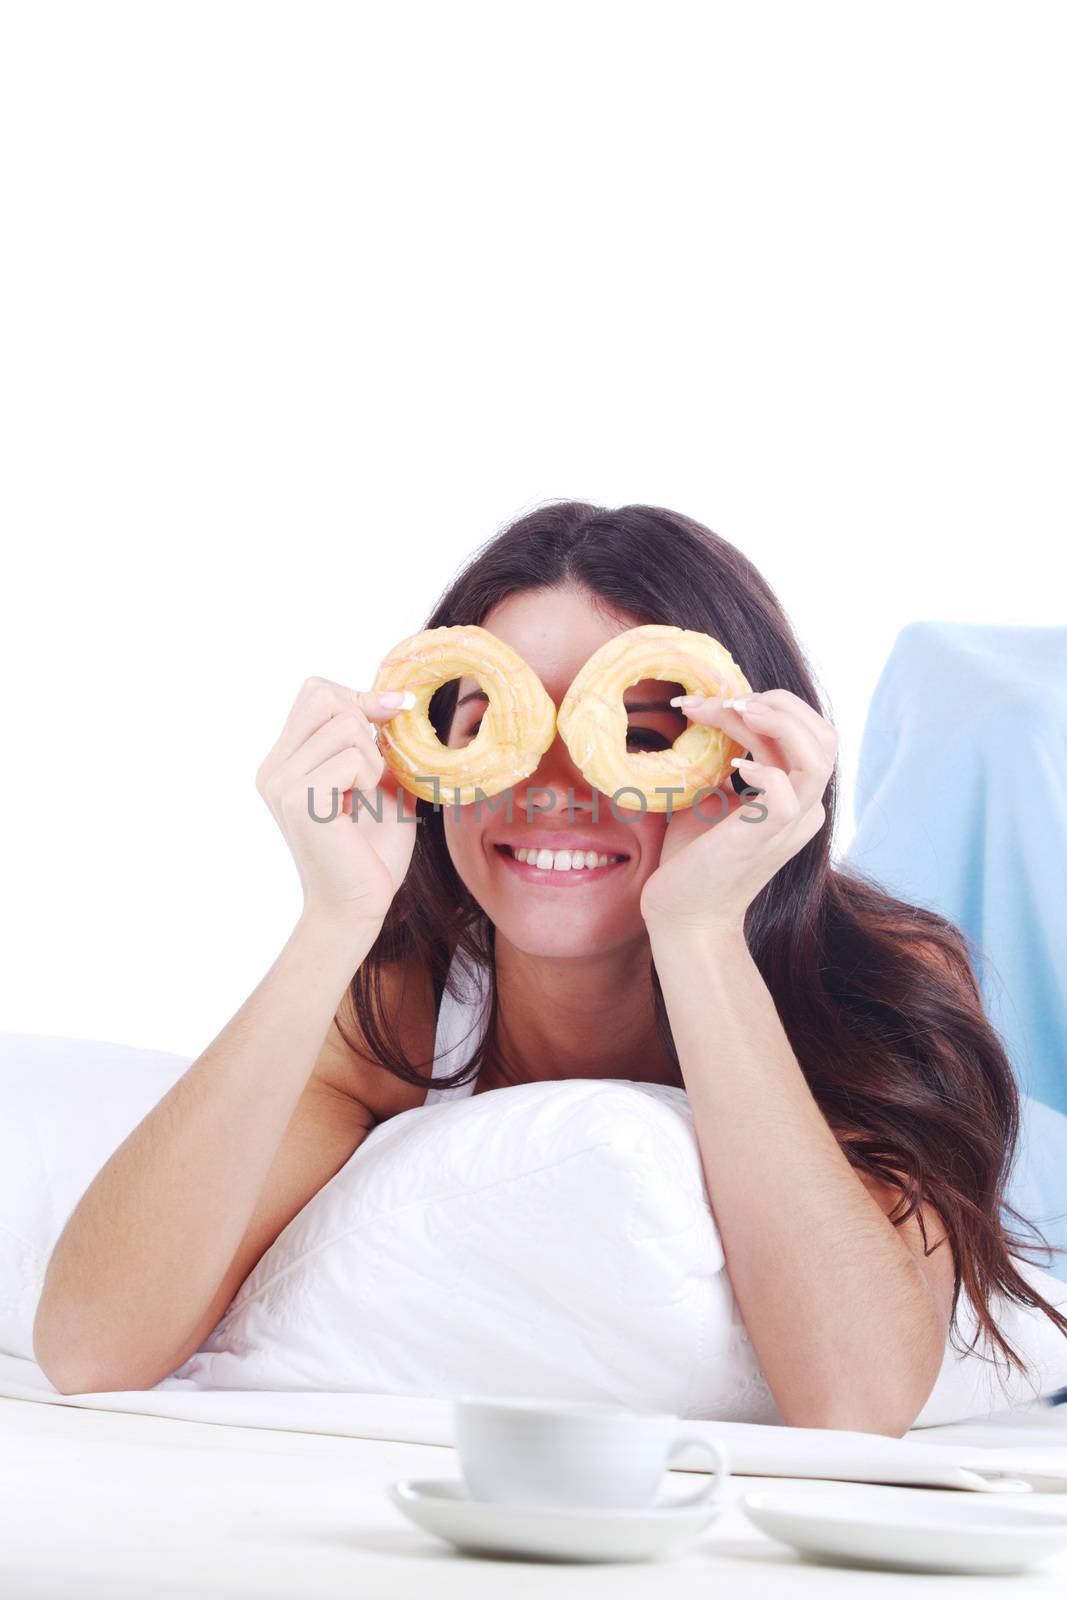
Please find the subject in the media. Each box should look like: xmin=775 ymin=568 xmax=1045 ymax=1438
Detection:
xmin=493 ymin=843 xmax=628 ymax=879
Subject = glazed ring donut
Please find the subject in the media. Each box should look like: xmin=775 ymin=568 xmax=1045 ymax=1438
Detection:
xmin=556 ymin=624 xmax=752 ymax=811
xmin=372 ymin=624 xmax=557 ymax=805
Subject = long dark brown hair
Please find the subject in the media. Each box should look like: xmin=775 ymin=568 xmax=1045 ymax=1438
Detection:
xmin=338 ymin=499 xmax=1067 ymax=1377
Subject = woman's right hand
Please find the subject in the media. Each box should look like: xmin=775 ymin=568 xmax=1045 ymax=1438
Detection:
xmin=255 ymin=675 xmax=421 ymax=930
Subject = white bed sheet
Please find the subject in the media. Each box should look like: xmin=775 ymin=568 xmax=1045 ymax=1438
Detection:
xmin=4 ymin=1355 xmax=1067 ymax=1597
xmin=4 ymin=1351 xmax=1067 ymax=1492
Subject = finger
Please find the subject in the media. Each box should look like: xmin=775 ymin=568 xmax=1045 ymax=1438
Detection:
xmin=332 ymin=755 xmax=416 ymax=822
xmin=675 ymin=694 xmax=830 ymax=812
xmin=321 ymin=676 xmax=417 ymax=724
xmin=343 ymin=757 xmax=421 ymax=825
xmin=294 ymin=711 xmax=379 ymax=778
xmin=730 ymin=757 xmax=828 ymax=854
xmin=266 ymin=677 xmax=413 ymax=771
xmin=375 ymin=761 xmax=421 ymax=823
xmin=729 ymin=688 xmax=839 ymax=757
xmin=300 ymin=746 xmax=384 ymax=822
xmin=726 ymin=701 xmax=830 ymax=811
xmin=728 ymin=756 xmax=808 ymax=825
xmin=670 ymin=694 xmax=784 ymax=777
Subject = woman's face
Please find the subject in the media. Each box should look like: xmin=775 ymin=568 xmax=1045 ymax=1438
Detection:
xmin=441 ymin=584 xmax=744 ymax=957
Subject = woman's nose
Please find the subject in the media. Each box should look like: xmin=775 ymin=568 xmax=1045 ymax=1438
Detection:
xmin=513 ymin=727 xmax=597 ymax=819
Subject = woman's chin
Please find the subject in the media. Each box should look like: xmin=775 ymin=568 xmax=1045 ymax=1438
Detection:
xmin=486 ymin=896 xmax=646 ymax=955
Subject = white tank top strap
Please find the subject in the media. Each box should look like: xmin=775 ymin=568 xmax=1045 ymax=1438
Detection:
xmin=423 ymin=945 xmax=492 ymax=1103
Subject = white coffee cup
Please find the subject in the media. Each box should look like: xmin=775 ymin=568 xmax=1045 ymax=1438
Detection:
xmin=453 ymin=1397 xmax=730 ymax=1512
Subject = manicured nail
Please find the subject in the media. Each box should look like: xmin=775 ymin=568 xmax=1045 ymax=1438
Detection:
xmin=669 ymin=694 xmax=708 ymax=707
xmin=730 ymin=756 xmax=755 ymax=767
xmin=723 ymin=696 xmax=753 ymax=710
xmin=379 ymin=689 xmax=415 ymax=708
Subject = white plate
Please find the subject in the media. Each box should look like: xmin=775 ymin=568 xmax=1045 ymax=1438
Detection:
xmin=388 ymin=1476 xmax=725 ymax=1562
xmin=742 ymin=1485 xmax=1067 ymax=1575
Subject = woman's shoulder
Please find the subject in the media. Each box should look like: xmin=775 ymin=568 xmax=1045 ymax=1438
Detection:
xmin=318 ymin=948 xmax=442 ymax=1122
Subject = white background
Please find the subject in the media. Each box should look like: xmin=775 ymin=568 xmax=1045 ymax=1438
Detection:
xmin=1 ymin=2 xmax=1063 ymax=1054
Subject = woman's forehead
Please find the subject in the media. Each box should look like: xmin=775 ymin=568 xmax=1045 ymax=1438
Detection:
xmin=457 ymin=587 xmax=645 ymax=701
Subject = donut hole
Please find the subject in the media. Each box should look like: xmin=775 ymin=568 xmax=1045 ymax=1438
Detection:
xmin=442 ymin=676 xmax=491 ymax=750
xmin=623 ymin=678 xmax=688 ymax=752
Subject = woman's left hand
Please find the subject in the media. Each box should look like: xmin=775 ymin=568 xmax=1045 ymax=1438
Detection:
xmin=638 ymin=689 xmax=838 ymax=937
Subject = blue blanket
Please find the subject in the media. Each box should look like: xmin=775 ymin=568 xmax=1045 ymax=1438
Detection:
xmin=841 ymin=619 xmax=1067 ymax=1272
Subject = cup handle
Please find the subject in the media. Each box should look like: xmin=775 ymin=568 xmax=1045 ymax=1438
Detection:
xmin=664 ymin=1434 xmax=730 ymax=1509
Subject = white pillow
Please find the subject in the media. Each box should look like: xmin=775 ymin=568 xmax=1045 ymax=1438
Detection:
xmin=168 ymin=1075 xmax=1067 ymax=1426
xmin=4 ymin=1032 xmax=1065 ymax=1425
xmin=172 ymin=1079 xmax=778 ymax=1419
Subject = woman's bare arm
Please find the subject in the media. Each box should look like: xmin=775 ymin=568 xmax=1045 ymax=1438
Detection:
xmin=647 ymin=924 xmax=955 ymax=1437
xmin=32 ymin=911 xmax=382 ymax=1395
xmin=33 ymin=671 xmax=420 ymax=1395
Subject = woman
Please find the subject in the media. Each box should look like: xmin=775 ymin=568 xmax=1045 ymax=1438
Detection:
xmin=341 ymin=500 xmax=1067 ymax=1434
xmin=34 ymin=500 xmax=1067 ymax=1426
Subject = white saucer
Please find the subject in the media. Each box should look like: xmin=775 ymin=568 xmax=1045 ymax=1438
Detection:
xmin=388 ymin=1476 xmax=726 ymax=1562
xmin=742 ymin=1485 xmax=1067 ymax=1575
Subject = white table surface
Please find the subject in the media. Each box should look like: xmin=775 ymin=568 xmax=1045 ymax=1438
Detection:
xmin=4 ymin=1393 xmax=1067 ymax=1598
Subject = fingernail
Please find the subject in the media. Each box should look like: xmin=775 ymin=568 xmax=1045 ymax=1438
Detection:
xmin=730 ymin=756 xmax=755 ymax=767
xmin=723 ymin=696 xmax=751 ymax=710
xmin=379 ymin=689 xmax=415 ymax=709
xmin=669 ymin=694 xmax=708 ymax=707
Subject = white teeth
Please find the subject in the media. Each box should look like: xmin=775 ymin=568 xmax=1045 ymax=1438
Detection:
xmin=511 ymin=847 xmax=620 ymax=870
